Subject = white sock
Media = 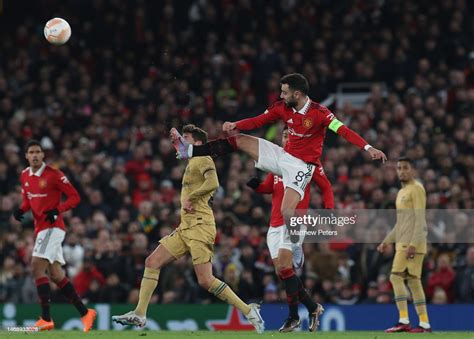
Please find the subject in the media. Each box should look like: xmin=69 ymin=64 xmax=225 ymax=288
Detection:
xmin=419 ymin=321 xmax=430 ymax=329
xmin=399 ymin=318 xmax=409 ymax=325
xmin=188 ymin=144 xmax=193 ymax=157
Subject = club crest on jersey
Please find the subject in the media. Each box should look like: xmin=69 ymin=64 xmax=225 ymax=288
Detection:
xmin=39 ymin=179 xmax=48 ymax=189
xmin=303 ymin=118 xmax=313 ymax=129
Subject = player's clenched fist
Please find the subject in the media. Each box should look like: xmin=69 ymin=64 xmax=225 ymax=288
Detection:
xmin=222 ymin=121 xmax=236 ymax=132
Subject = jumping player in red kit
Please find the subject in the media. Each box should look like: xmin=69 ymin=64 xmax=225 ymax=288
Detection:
xmin=12 ymin=140 xmax=96 ymax=332
xmin=247 ymin=127 xmax=324 ymax=332
xmin=171 ymin=73 xmax=385 ymax=229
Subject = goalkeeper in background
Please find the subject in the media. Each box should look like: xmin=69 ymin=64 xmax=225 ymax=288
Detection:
xmin=378 ymin=157 xmax=432 ymax=333
xmin=112 ymin=124 xmax=264 ymax=334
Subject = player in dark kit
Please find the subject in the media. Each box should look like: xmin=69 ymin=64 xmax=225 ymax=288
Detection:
xmin=12 ymin=140 xmax=96 ymax=332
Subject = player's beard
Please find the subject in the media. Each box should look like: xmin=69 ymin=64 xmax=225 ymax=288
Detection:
xmin=285 ymin=95 xmax=298 ymax=108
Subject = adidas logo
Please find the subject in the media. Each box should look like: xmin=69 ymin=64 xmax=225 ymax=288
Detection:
xmin=25 ymin=182 xmax=29 ymax=187
xmin=287 ymin=118 xmax=293 ymax=124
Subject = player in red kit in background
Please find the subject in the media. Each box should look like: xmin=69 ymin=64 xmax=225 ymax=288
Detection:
xmin=247 ymin=127 xmax=324 ymax=332
xmin=12 ymin=140 xmax=96 ymax=332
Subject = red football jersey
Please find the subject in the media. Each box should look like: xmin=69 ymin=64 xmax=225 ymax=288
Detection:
xmin=236 ymin=99 xmax=336 ymax=164
xmin=255 ymin=173 xmax=311 ymax=227
xmin=19 ymin=163 xmax=81 ymax=235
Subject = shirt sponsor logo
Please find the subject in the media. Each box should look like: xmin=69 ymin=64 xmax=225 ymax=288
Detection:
xmin=27 ymin=192 xmax=48 ymax=200
xmin=287 ymin=118 xmax=293 ymax=124
xmin=25 ymin=182 xmax=29 ymax=187
xmin=288 ymin=127 xmax=312 ymax=137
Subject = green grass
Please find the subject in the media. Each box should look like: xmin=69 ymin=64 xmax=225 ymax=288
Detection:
xmin=1 ymin=331 xmax=474 ymax=339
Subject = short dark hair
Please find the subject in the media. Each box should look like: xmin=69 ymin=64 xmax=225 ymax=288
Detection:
xmin=182 ymin=124 xmax=208 ymax=143
xmin=25 ymin=140 xmax=43 ymax=153
xmin=280 ymin=73 xmax=309 ymax=95
xmin=398 ymin=156 xmax=413 ymax=165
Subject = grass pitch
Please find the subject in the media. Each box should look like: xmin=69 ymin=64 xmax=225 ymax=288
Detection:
xmin=1 ymin=331 xmax=473 ymax=339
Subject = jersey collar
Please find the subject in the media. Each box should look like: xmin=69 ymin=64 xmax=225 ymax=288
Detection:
xmin=29 ymin=162 xmax=46 ymax=177
xmin=292 ymin=97 xmax=311 ymax=115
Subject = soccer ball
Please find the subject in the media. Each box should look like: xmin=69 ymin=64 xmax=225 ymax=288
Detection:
xmin=44 ymin=18 xmax=71 ymax=45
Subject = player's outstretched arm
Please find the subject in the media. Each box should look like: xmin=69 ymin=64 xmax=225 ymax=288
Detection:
xmin=366 ymin=146 xmax=387 ymax=163
xmin=227 ymin=106 xmax=281 ymax=131
xmin=328 ymin=118 xmax=387 ymax=163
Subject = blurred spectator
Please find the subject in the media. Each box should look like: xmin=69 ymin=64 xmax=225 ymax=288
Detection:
xmin=99 ymin=274 xmax=129 ymax=303
xmin=263 ymin=283 xmax=278 ymax=303
xmin=456 ymin=246 xmax=474 ymax=302
xmin=308 ymin=244 xmax=339 ymax=281
xmin=432 ymin=287 xmax=449 ymax=305
xmin=360 ymin=282 xmax=379 ymax=304
xmin=63 ymin=233 xmax=84 ymax=279
xmin=73 ymin=258 xmax=106 ymax=297
xmin=427 ymin=254 xmax=456 ymax=303
xmin=136 ymin=200 xmax=159 ymax=243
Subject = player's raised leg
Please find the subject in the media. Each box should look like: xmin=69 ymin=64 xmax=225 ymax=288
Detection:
xmin=112 ymin=244 xmax=175 ymax=327
xmin=170 ymin=127 xmax=259 ymax=161
xmin=49 ymin=262 xmax=96 ymax=332
xmin=194 ymin=262 xmax=265 ymax=334
xmin=31 ymin=256 xmax=55 ymax=331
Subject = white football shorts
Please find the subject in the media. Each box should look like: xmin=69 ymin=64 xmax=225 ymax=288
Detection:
xmin=255 ymin=138 xmax=315 ymax=199
xmin=33 ymin=227 xmax=66 ymax=265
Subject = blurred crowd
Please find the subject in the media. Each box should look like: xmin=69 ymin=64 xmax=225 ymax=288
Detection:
xmin=1 ymin=0 xmax=473 ymax=306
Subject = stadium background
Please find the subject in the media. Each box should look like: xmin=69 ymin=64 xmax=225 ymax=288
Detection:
xmin=0 ymin=0 xmax=473 ymax=332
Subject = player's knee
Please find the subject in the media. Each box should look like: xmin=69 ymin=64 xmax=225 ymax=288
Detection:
xmin=145 ymin=254 xmax=162 ymax=269
xmin=49 ymin=270 xmax=64 ymax=283
xmin=406 ymin=277 xmax=421 ymax=287
xmin=277 ymin=266 xmax=295 ymax=279
xmin=390 ymin=273 xmax=404 ymax=284
xmin=197 ymin=275 xmax=213 ymax=290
